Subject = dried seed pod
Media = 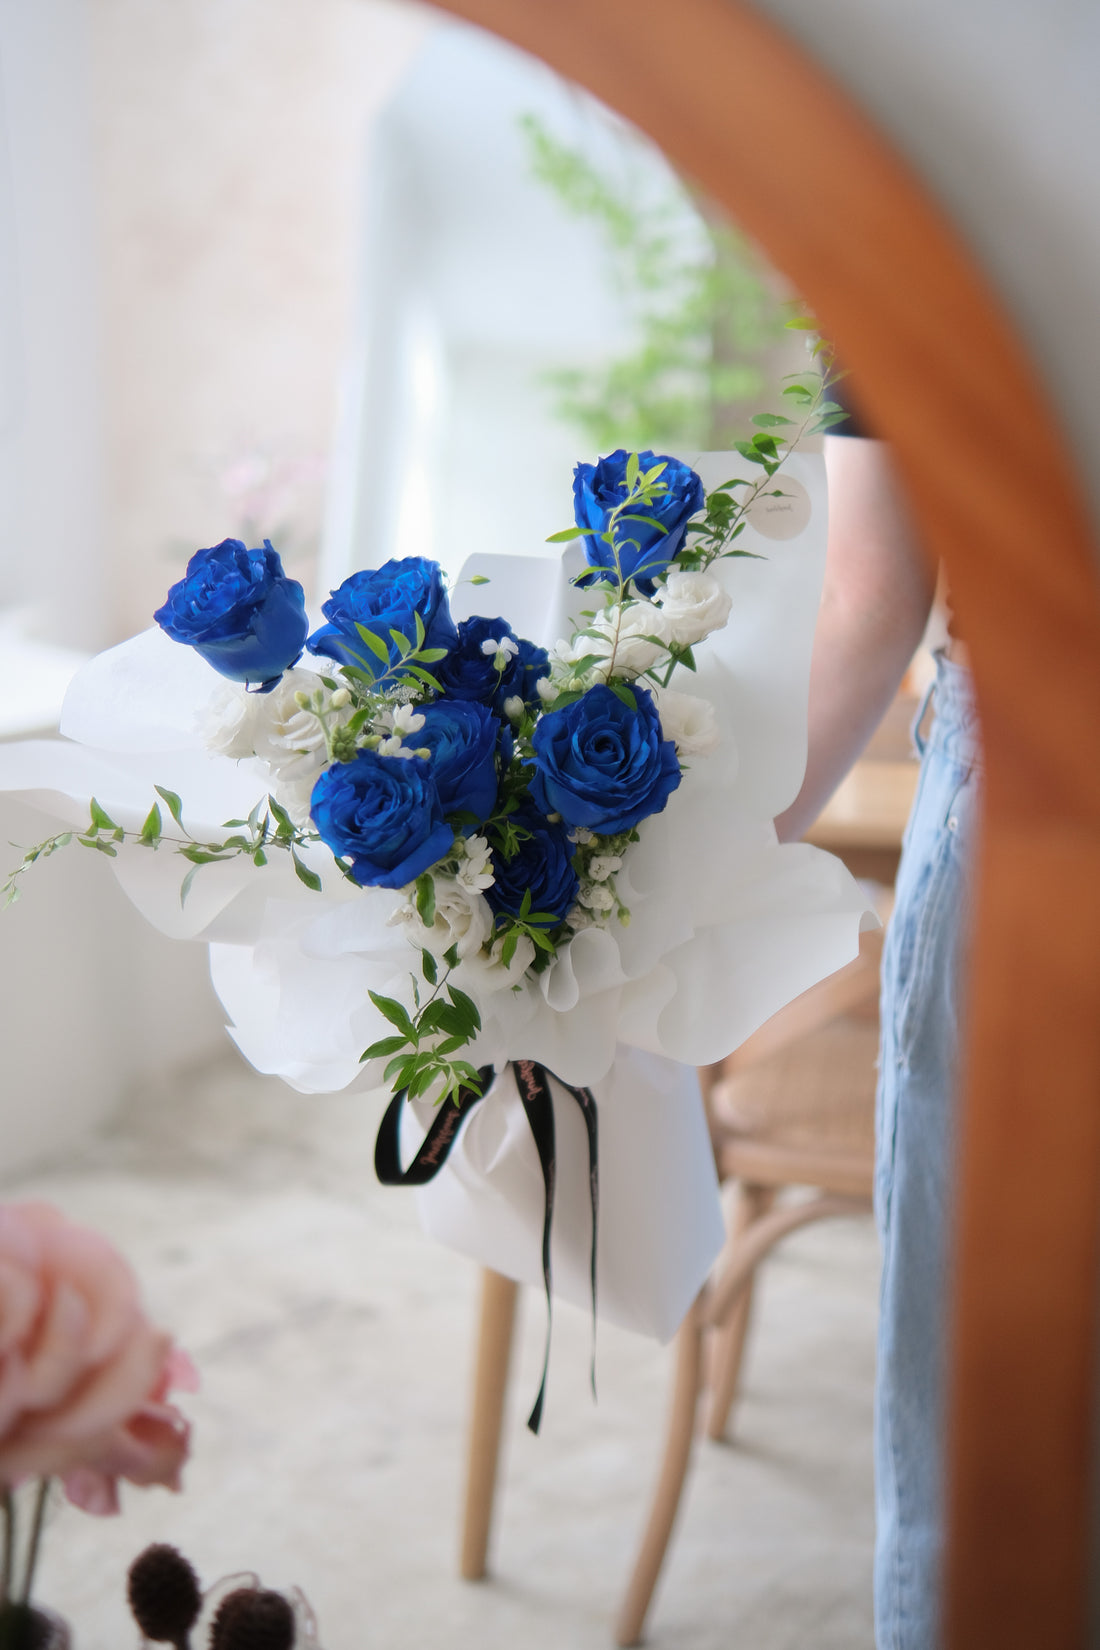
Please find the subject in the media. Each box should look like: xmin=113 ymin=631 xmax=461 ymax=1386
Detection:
xmin=209 ymin=1587 xmax=295 ymax=1650
xmin=127 ymin=1544 xmax=203 ymax=1648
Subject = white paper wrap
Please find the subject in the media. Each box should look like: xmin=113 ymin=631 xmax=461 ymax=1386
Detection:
xmin=0 ymin=451 xmax=875 ymax=1340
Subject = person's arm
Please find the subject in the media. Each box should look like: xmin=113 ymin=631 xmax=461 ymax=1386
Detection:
xmin=774 ymin=433 xmax=934 ymax=844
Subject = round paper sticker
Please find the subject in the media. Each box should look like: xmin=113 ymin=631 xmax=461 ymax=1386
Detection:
xmin=746 ymin=475 xmax=812 ymax=540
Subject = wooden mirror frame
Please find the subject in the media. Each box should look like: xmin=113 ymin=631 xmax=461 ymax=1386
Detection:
xmin=427 ymin=2 xmax=1100 ymax=1644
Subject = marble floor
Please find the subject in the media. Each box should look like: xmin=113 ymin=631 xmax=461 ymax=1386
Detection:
xmin=8 ymin=1056 xmax=878 ymax=1650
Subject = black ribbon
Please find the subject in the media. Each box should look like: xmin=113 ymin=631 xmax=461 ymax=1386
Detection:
xmin=374 ymin=1061 xmax=599 ymax=1433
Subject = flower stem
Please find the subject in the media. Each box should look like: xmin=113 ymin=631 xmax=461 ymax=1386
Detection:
xmin=18 ymin=1481 xmax=49 ymax=1607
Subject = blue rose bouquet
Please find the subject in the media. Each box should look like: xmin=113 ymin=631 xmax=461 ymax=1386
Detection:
xmin=0 ymin=370 xmax=876 ymax=1349
xmin=138 ymin=450 xmax=759 ymax=1103
xmin=4 ymin=435 xmax=810 ymax=1103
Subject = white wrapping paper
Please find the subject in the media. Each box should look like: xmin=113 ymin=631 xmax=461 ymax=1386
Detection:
xmin=0 ymin=450 xmax=875 ymax=1340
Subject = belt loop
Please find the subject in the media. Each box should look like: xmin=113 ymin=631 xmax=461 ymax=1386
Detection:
xmin=910 ymin=674 xmax=936 ymax=758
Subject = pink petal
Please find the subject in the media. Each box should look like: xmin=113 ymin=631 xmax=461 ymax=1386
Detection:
xmin=60 ymin=1465 xmax=120 ymax=1517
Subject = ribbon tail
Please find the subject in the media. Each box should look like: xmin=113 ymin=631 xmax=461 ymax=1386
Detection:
xmin=512 ymin=1061 xmax=558 ymax=1434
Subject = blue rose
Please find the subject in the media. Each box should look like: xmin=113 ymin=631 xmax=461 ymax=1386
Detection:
xmin=573 ymin=450 xmax=705 ymax=595
xmin=415 ymin=698 xmax=505 ymax=827
xmin=530 ymin=682 xmax=681 ymax=835
xmin=485 ymin=809 xmax=579 ymax=929
xmin=307 ymin=557 xmax=457 ymax=677
xmin=433 ymin=616 xmax=549 ymax=714
xmin=310 ymin=750 xmax=453 ymax=889
xmin=153 ymin=538 xmax=308 ymax=690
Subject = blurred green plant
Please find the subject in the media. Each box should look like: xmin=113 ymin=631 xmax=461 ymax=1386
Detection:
xmin=520 ymin=113 xmax=792 ymax=452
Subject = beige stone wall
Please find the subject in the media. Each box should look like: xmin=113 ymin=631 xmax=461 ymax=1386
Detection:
xmin=88 ymin=0 xmax=432 ymax=638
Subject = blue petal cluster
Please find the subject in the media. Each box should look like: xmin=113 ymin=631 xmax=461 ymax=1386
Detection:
xmin=573 ymin=450 xmax=705 ymax=595
xmin=434 ymin=617 xmax=548 ymax=715
xmin=530 ymin=683 xmax=681 ymax=835
xmin=310 ymin=751 xmax=453 ymax=889
xmin=485 ymin=809 xmax=579 ymax=928
xmin=154 ymin=539 xmax=308 ymax=690
xmin=416 ymin=699 xmax=506 ymax=828
xmin=308 ymin=557 xmax=457 ymax=677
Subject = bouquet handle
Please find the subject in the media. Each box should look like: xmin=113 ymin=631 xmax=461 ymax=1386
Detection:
xmin=374 ymin=1062 xmax=599 ymax=1432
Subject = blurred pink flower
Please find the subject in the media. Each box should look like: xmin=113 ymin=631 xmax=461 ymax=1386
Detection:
xmin=0 ymin=1203 xmax=195 ymax=1514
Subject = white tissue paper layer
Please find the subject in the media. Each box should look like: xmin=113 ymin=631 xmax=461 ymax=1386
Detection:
xmin=0 ymin=451 xmax=876 ymax=1340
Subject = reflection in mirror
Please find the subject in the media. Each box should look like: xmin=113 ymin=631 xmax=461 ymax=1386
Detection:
xmin=0 ymin=5 xmax=904 ymax=1646
xmin=321 ymin=16 xmax=802 ymax=588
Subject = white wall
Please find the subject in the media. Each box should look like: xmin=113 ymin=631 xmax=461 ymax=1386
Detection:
xmin=755 ymin=0 xmax=1100 ymax=543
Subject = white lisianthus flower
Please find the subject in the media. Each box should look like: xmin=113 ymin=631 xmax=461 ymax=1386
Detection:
xmin=585 ymin=602 xmax=674 ymax=677
xmin=586 ymin=853 xmax=623 ymax=882
xmin=249 ymin=668 xmax=341 ymax=777
xmin=202 ymin=681 xmax=259 ymax=760
xmin=652 ymin=685 xmax=721 ymax=757
xmin=655 ymin=569 xmax=733 ymax=647
xmin=461 ymin=929 xmax=536 ymax=990
xmin=397 ymin=876 xmax=494 ymax=960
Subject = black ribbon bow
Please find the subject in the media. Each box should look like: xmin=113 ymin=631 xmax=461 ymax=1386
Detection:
xmin=374 ymin=1061 xmax=599 ymax=1433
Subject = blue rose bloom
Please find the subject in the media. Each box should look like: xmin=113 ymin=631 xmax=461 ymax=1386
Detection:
xmin=154 ymin=538 xmax=308 ymax=690
xmin=573 ymin=450 xmax=705 ymax=595
xmin=416 ymin=698 xmax=504 ymax=827
xmin=307 ymin=557 xmax=457 ymax=677
xmin=310 ymin=750 xmax=453 ymax=889
xmin=433 ymin=616 xmax=549 ymax=714
xmin=530 ymin=682 xmax=681 ymax=835
xmin=485 ymin=809 xmax=579 ymax=929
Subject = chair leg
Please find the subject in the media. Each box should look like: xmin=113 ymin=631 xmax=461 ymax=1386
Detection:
xmin=459 ymin=1268 xmax=520 ymax=1581
xmin=614 ymin=1293 xmax=705 ymax=1648
xmin=706 ymin=1183 xmax=776 ymax=1441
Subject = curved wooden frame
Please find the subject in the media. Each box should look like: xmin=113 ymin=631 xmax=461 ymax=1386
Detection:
xmin=429 ymin=2 xmax=1100 ymax=1643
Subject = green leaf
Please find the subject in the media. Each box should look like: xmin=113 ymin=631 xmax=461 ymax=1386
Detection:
xmin=291 ymin=850 xmax=323 ymax=892
xmin=625 ymin=450 xmax=640 ymax=489
xmin=88 ymin=797 xmax=119 ymax=834
xmin=415 ymin=874 xmax=436 ymax=928
xmin=389 ymin=627 xmax=412 ymax=658
xmin=368 ymin=991 xmax=418 ymax=1042
xmin=252 ymin=847 xmax=267 ymax=867
xmin=421 ymin=948 xmax=438 ymax=985
xmin=752 ymin=413 xmax=794 ymax=428
xmin=445 ymin=983 xmax=482 ymax=1033
xmin=139 ymin=802 xmax=162 ymax=846
xmin=178 ymin=846 xmax=229 ymax=865
xmin=468 ymin=574 xmax=491 ymax=585
xmin=384 ymin=1054 xmax=419 ymax=1088
xmin=401 ymin=665 xmax=442 ymax=692
xmin=609 ymin=681 xmax=638 ymax=710
xmin=784 ymin=315 xmax=818 ymax=331
xmin=416 ymin=647 xmax=449 ymax=663
xmin=179 ymin=865 xmax=200 ymax=907
xmin=545 ymin=525 xmax=586 ymax=543
xmin=443 ymin=943 xmax=460 ymax=970
xmin=354 ymin=624 xmax=391 ymax=665
xmin=360 ymin=1034 xmax=410 ymax=1061
xmin=267 ymin=795 xmax=295 ymax=838
xmin=154 ymin=786 xmax=185 ymax=828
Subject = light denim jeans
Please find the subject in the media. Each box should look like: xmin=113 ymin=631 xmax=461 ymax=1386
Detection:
xmin=874 ymin=651 xmax=981 ymax=1650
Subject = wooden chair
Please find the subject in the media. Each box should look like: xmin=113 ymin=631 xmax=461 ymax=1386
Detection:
xmin=615 ymin=926 xmax=882 ymax=1644
xmin=458 ymin=922 xmax=884 ymax=1642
